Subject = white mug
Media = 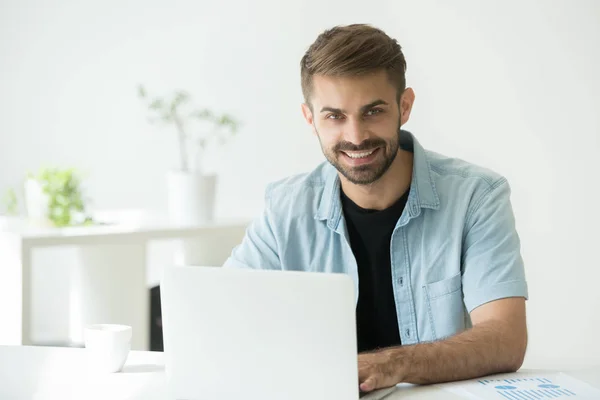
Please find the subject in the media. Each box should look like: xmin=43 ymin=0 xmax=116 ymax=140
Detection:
xmin=84 ymin=324 xmax=132 ymax=373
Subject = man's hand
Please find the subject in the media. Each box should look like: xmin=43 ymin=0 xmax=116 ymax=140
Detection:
xmin=356 ymin=298 xmax=527 ymax=389
xmin=358 ymin=349 xmax=404 ymax=393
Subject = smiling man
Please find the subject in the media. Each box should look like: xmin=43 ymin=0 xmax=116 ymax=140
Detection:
xmin=224 ymin=24 xmax=528 ymax=392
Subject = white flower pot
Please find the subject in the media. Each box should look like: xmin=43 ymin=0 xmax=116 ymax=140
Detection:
xmin=24 ymin=179 xmax=51 ymax=226
xmin=166 ymin=171 xmax=217 ymax=225
xmin=167 ymin=171 xmax=218 ymax=265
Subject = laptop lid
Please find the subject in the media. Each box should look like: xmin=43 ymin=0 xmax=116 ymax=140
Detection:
xmin=160 ymin=266 xmax=359 ymax=400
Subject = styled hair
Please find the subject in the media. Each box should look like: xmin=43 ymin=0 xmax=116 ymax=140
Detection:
xmin=300 ymin=24 xmax=407 ymax=104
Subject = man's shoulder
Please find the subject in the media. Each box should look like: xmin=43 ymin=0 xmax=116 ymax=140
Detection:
xmin=264 ymin=162 xmax=334 ymax=215
xmin=426 ymin=150 xmax=507 ymax=190
xmin=266 ymin=162 xmax=332 ymax=195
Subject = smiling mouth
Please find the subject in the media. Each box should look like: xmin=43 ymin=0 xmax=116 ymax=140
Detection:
xmin=341 ymin=148 xmax=378 ymax=159
xmin=339 ymin=148 xmax=382 ymax=167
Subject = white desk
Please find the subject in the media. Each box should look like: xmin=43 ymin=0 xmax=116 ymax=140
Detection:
xmin=0 ymin=214 xmax=249 ymax=350
xmin=1 ymin=346 xmax=598 ymax=400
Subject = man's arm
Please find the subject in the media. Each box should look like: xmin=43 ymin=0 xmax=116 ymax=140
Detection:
xmin=360 ymin=178 xmax=529 ymax=392
xmin=359 ymin=297 xmax=527 ymax=391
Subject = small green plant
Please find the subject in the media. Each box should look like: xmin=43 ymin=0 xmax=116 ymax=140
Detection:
xmin=3 ymin=167 xmax=94 ymax=227
xmin=1 ymin=188 xmax=18 ymax=216
xmin=31 ymin=168 xmax=93 ymax=227
xmin=137 ymin=85 xmax=240 ymax=173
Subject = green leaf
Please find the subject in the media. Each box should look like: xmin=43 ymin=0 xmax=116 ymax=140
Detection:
xmin=170 ymin=91 xmax=190 ymax=113
xmin=191 ymin=109 xmax=214 ymax=120
xmin=149 ymin=98 xmax=165 ymax=111
xmin=83 ymin=218 xmax=95 ymax=226
xmin=2 ymin=188 xmax=18 ymax=215
xmin=137 ymin=85 xmax=147 ymax=98
xmin=217 ymin=114 xmax=239 ymax=133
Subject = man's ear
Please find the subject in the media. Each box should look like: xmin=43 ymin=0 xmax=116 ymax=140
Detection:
xmin=301 ymin=103 xmax=317 ymax=135
xmin=399 ymin=88 xmax=416 ymax=126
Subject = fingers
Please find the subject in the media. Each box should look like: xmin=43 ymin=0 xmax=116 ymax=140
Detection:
xmin=360 ymin=376 xmax=378 ymax=393
xmin=358 ymin=354 xmax=380 ymax=392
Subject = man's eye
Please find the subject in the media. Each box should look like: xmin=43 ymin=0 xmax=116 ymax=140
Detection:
xmin=327 ymin=113 xmax=344 ymax=120
xmin=366 ymin=108 xmax=383 ymax=116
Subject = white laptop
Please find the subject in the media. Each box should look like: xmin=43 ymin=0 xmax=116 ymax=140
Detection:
xmin=160 ymin=266 xmax=396 ymax=400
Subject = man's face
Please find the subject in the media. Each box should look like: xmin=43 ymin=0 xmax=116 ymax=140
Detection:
xmin=302 ymin=70 xmax=414 ymax=185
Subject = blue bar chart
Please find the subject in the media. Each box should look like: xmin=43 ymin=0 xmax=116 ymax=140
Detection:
xmin=478 ymin=377 xmax=578 ymax=399
xmin=441 ymin=372 xmax=600 ymax=399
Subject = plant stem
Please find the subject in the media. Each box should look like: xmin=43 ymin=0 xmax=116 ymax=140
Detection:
xmin=173 ymin=115 xmax=189 ymax=172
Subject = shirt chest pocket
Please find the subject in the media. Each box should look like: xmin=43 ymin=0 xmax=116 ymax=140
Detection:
xmin=424 ymin=273 xmax=466 ymax=340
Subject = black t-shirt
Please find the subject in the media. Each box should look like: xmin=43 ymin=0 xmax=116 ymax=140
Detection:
xmin=341 ymin=189 xmax=409 ymax=353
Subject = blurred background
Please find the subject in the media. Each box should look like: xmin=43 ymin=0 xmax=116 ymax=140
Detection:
xmin=1 ymin=0 xmax=599 ymax=371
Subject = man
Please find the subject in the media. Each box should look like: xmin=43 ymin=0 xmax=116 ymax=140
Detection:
xmin=224 ymin=24 xmax=528 ymax=393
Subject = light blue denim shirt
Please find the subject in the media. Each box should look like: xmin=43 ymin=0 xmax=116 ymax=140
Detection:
xmin=224 ymin=131 xmax=528 ymax=344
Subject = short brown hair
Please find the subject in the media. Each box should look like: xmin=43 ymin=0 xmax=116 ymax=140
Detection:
xmin=300 ymin=24 xmax=407 ymax=104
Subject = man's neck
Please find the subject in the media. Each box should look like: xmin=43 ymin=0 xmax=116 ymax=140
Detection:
xmin=340 ymin=149 xmax=413 ymax=211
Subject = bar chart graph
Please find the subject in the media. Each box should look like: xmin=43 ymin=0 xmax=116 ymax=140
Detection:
xmin=478 ymin=377 xmax=578 ymax=399
xmin=440 ymin=373 xmax=600 ymax=399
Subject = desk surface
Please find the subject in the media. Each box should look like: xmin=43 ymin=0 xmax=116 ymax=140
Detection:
xmin=1 ymin=346 xmax=598 ymax=400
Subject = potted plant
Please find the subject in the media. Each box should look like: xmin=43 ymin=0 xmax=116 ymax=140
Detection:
xmin=137 ymin=85 xmax=239 ymax=224
xmin=0 ymin=188 xmax=19 ymax=230
xmin=4 ymin=167 xmax=94 ymax=227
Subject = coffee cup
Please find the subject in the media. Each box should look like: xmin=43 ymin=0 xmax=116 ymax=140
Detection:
xmin=84 ymin=324 xmax=132 ymax=373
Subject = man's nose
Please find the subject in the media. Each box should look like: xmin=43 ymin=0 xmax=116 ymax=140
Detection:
xmin=343 ymin=117 xmax=369 ymax=146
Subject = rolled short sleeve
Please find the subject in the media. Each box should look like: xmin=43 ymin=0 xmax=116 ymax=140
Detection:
xmin=461 ymin=178 xmax=528 ymax=313
xmin=223 ymin=193 xmax=281 ymax=270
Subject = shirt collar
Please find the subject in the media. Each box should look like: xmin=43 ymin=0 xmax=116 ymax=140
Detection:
xmin=315 ymin=130 xmax=440 ymax=230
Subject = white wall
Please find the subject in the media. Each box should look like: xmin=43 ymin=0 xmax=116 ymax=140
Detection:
xmin=1 ymin=0 xmax=599 ymax=368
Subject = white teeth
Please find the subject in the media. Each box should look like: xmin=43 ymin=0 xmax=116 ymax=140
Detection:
xmin=344 ymin=149 xmax=375 ymax=159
